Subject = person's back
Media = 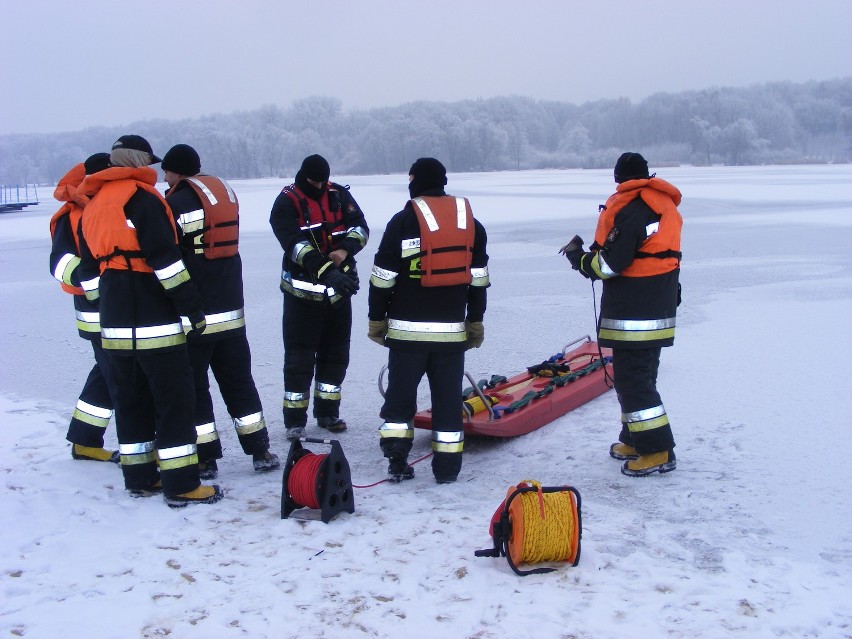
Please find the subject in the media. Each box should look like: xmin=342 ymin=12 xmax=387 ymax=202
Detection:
xmin=162 ymin=143 xmax=278 ymax=476
xmin=368 ymin=158 xmax=489 ymax=483
xmin=77 ymin=134 xmax=221 ymax=507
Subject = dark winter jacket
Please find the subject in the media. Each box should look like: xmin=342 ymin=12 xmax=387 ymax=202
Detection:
xmin=49 ymin=163 xmax=101 ymax=340
xmin=578 ymin=178 xmax=682 ymax=349
xmin=77 ymin=167 xmax=204 ymax=353
xmin=269 ymin=178 xmax=369 ymax=305
xmin=166 ymin=176 xmax=246 ymax=342
xmin=368 ymin=187 xmax=489 ymax=352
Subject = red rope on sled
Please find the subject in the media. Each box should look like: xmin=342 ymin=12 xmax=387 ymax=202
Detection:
xmin=287 ymin=452 xmax=327 ymax=509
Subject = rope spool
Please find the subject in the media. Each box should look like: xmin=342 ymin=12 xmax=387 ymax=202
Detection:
xmin=281 ymin=438 xmax=355 ymax=523
xmin=476 ymin=480 xmax=582 ymax=576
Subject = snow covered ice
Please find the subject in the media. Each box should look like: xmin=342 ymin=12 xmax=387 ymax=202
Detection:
xmin=1 ymin=165 xmax=850 ymax=638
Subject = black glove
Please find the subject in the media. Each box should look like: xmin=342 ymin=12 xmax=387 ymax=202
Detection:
xmin=186 ymin=311 xmax=207 ymax=339
xmin=321 ymin=266 xmax=360 ymax=296
xmin=558 ymin=235 xmax=585 ymax=271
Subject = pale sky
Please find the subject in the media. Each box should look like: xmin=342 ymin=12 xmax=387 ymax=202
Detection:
xmin=1 ymin=0 xmax=850 ymax=135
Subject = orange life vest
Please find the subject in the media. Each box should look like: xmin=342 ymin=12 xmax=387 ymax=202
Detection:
xmin=80 ymin=167 xmax=177 ymax=274
xmin=181 ymin=175 xmax=240 ymax=259
xmin=49 ymin=163 xmax=90 ymax=294
xmin=410 ymin=195 xmax=475 ymax=287
xmin=594 ymin=177 xmax=682 ymax=278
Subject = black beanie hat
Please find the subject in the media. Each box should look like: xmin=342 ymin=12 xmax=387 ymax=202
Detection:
xmin=84 ymin=152 xmax=111 ymax=175
xmin=300 ymin=154 xmax=330 ymax=182
xmin=409 ymin=157 xmax=447 ymax=189
xmin=614 ymin=152 xmax=649 ymax=183
xmin=161 ymin=144 xmax=201 ymax=176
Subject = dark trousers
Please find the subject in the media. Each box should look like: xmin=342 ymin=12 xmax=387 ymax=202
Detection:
xmin=380 ymin=348 xmax=465 ymax=478
xmin=109 ymin=348 xmax=199 ymax=495
xmin=282 ymin=295 xmax=352 ymax=427
xmin=188 ymin=334 xmax=268 ymax=459
xmin=66 ymin=339 xmax=116 ymax=447
xmin=612 ymin=347 xmax=675 ymax=455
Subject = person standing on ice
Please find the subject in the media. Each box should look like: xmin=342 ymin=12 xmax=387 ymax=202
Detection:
xmin=162 ymin=143 xmax=279 ymax=479
xmin=367 ymin=158 xmax=489 ymax=484
xmin=77 ymin=134 xmax=223 ymax=507
xmin=269 ymin=155 xmax=369 ymax=441
xmin=49 ymin=152 xmax=119 ymax=464
xmin=560 ymin=152 xmax=682 ymax=476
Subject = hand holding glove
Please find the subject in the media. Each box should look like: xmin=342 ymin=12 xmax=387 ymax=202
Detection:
xmin=367 ymin=319 xmax=388 ymax=346
xmin=558 ymin=235 xmax=585 ymax=271
xmin=465 ymin=320 xmax=485 ymax=350
xmin=321 ymin=266 xmax=360 ymax=297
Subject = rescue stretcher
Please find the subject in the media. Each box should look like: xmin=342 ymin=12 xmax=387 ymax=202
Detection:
xmin=412 ymin=335 xmax=613 ymax=437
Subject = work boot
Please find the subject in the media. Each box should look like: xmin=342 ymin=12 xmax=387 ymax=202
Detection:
xmin=387 ymin=458 xmax=415 ymax=483
xmin=621 ymin=450 xmax=676 ymax=477
xmin=72 ymin=443 xmax=120 ymax=463
xmin=253 ymin=450 xmax=280 ymax=472
xmin=317 ymin=416 xmax=347 ymax=433
xmin=198 ymin=459 xmax=218 ymax=480
xmin=165 ymin=484 xmax=224 ymax=508
xmin=128 ymin=480 xmax=162 ymax=498
xmin=609 ymin=442 xmax=639 ymax=461
xmin=434 ymin=473 xmax=458 ymax=484
xmin=285 ymin=426 xmax=305 ymax=441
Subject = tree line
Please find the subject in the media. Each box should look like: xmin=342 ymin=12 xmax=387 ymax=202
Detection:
xmin=1 ymin=78 xmax=849 ymax=185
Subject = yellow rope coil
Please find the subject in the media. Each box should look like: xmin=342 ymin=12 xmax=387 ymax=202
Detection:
xmin=508 ymin=480 xmax=580 ymax=566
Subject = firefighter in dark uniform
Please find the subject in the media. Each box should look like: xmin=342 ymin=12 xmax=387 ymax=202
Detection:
xmin=162 ymin=144 xmax=279 ymax=479
xmin=368 ymin=158 xmax=489 ymax=484
xmin=269 ymin=155 xmax=369 ymax=440
xmin=77 ymin=134 xmax=223 ymax=507
xmin=49 ymin=153 xmax=118 ymax=463
xmin=561 ymin=152 xmax=682 ymax=476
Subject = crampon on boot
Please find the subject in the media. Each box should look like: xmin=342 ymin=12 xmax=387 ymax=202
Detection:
xmin=387 ymin=459 xmax=415 ymax=483
xmin=165 ymin=484 xmax=224 ymax=508
xmin=609 ymin=442 xmax=639 ymax=461
xmin=621 ymin=450 xmax=676 ymax=477
xmin=253 ymin=450 xmax=280 ymax=472
xmin=72 ymin=444 xmax=120 ymax=463
xmin=317 ymin=416 xmax=347 ymax=433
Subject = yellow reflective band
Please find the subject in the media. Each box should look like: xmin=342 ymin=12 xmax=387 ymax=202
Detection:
xmin=72 ymin=400 xmax=112 ymax=427
xmin=178 ymin=209 xmax=205 ymax=234
xmin=592 ymin=253 xmax=617 ymax=279
xmin=54 ymin=254 xmax=80 ymax=285
xmin=598 ymin=327 xmax=675 ymax=342
xmin=234 ymin=413 xmax=265 ymax=436
xmin=432 ymin=440 xmax=464 ymax=453
xmin=470 ymin=266 xmax=489 ymax=287
xmin=379 ymin=421 xmax=414 ymax=439
xmin=387 ymin=319 xmax=466 ymax=343
xmin=157 ymin=263 xmax=191 ymax=290
xmin=158 ymin=452 xmax=199 ymax=470
xmin=314 ymin=382 xmax=341 ymax=401
xmin=626 ymin=414 xmax=670 ymax=433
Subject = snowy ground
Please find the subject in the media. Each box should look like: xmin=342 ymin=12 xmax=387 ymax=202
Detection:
xmin=1 ymin=165 xmax=851 ymax=638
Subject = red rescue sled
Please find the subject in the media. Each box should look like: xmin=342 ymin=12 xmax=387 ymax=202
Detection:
xmin=413 ymin=335 xmax=613 ymax=437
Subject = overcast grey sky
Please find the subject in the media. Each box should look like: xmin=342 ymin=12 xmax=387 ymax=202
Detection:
xmin=2 ymin=0 xmax=850 ymax=135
